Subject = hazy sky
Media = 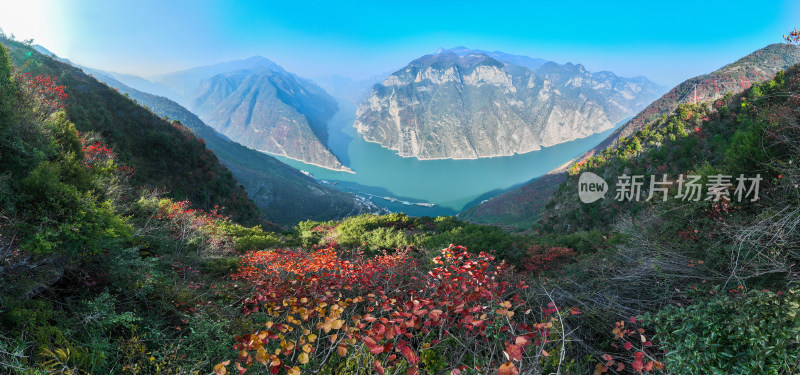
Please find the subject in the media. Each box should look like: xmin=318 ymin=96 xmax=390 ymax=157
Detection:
xmin=1 ymin=0 xmax=797 ymax=86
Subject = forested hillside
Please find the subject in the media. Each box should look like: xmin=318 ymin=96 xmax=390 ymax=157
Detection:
xmin=81 ymin=68 xmax=381 ymax=226
xmin=0 ymin=37 xmax=262 ymax=224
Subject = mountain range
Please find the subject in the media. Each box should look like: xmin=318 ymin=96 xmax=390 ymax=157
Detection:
xmin=459 ymin=43 xmax=800 ymax=228
xmin=187 ymin=63 xmax=349 ymax=171
xmin=353 ymin=47 xmax=665 ymax=160
xmin=88 ymin=57 xmax=351 ymax=171
xmin=78 ymin=67 xmax=381 ymax=225
xmin=37 ymin=41 xmax=800 ymax=230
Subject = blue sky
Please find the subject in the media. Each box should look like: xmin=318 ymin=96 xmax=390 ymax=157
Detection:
xmin=1 ymin=0 xmax=797 ymax=85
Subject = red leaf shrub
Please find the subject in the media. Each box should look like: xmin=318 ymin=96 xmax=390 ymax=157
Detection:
xmin=522 ymin=245 xmax=577 ymax=275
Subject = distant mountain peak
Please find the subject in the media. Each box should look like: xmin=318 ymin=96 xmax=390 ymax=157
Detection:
xmin=355 ymin=49 xmax=664 ymax=161
xmin=460 ymin=42 xmax=800 ymax=228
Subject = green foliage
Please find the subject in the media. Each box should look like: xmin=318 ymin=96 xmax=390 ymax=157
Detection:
xmin=0 ymin=44 xmax=16 ymax=125
xmin=0 ymin=36 xmax=261 ymax=225
xmin=647 ymin=287 xmax=800 ymax=374
xmin=359 ymin=226 xmax=412 ymax=251
xmin=530 ymin=230 xmax=615 ymax=254
xmin=294 ymin=214 xmax=526 ymax=263
xmin=419 ymin=343 xmax=447 ymax=374
xmin=417 ymin=216 xmax=523 ymax=262
xmin=0 ymin=47 xmax=131 ymax=257
xmin=217 ymin=221 xmax=280 ymax=251
xmin=202 ymin=257 xmax=241 ymax=277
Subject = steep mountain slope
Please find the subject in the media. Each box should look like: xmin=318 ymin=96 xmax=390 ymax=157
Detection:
xmin=147 ymin=57 xmax=348 ymax=171
xmin=191 ymin=68 xmax=348 ymax=171
xmin=2 ymin=38 xmax=262 ymax=224
xmin=460 ymin=43 xmax=800 ymax=227
xmin=354 ymin=48 xmax=664 ymax=160
xmin=582 ymin=43 xmax=800 ymax=158
xmin=82 ymin=68 xmax=382 ymax=225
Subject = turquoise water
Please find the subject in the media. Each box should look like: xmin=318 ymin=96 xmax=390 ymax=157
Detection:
xmin=271 ymin=99 xmax=620 ymax=217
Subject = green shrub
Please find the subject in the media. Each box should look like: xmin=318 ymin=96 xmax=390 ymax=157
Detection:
xmin=217 ymin=221 xmax=280 ymax=251
xmin=646 ymin=287 xmax=800 ymax=374
xmin=202 ymin=257 xmax=241 ymax=277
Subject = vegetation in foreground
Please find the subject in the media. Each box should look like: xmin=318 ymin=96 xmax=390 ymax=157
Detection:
xmin=1 ymin=35 xmax=800 ymax=375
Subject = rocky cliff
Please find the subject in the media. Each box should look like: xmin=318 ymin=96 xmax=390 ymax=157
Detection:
xmin=353 ymin=48 xmax=664 ymax=159
xmin=459 ymin=43 xmax=800 ymax=228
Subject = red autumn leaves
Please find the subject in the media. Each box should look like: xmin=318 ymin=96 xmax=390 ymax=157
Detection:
xmin=220 ymin=244 xmax=579 ymax=374
xmin=18 ymin=73 xmax=67 ymax=121
xmin=595 ymin=318 xmax=663 ymax=375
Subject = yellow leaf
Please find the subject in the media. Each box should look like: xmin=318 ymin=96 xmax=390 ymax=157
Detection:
xmin=303 ymin=344 xmax=313 ymax=353
xmin=332 ymin=319 xmax=345 ymax=329
xmin=213 ymin=360 xmax=230 ymax=375
xmin=288 ymin=366 xmax=301 ymax=375
xmin=269 ymin=355 xmax=281 ymax=367
xmin=307 ymin=334 xmax=317 ymax=342
xmin=298 ymin=352 xmax=310 ymax=364
xmin=255 ymin=347 xmax=269 ymax=365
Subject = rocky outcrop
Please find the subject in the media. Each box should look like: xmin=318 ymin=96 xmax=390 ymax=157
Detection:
xmin=354 ymin=49 xmax=664 ymax=160
xmin=459 ymin=43 xmax=800 ymax=227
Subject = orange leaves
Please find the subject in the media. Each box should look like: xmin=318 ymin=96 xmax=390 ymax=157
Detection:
xmin=498 ymin=362 xmax=519 ymax=375
xmin=318 ymin=316 xmax=345 ymax=333
xmin=227 ymin=244 xmax=568 ymax=374
xmin=254 ymin=347 xmax=269 ymax=365
xmin=213 ymin=360 xmax=229 ymax=375
xmin=504 ymin=342 xmax=523 ymax=361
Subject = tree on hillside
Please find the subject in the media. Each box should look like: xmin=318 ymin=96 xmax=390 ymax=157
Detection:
xmin=785 ymin=27 xmax=800 ymax=45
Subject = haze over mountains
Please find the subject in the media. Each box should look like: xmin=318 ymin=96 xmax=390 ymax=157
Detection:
xmin=72 ymin=66 xmax=381 ymax=225
xmin=354 ymin=47 xmax=665 ymax=160
xmin=39 ymin=41 xmax=800 ymax=225
xmin=188 ymin=63 xmax=348 ymax=171
xmin=79 ymin=57 xmax=348 ymax=171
